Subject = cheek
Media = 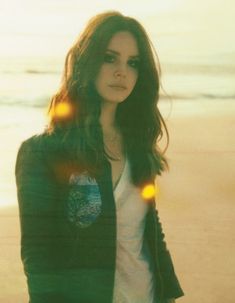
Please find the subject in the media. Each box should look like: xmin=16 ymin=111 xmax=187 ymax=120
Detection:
xmin=129 ymin=70 xmax=138 ymax=88
xmin=95 ymin=67 xmax=110 ymax=87
xmin=95 ymin=72 xmax=104 ymax=92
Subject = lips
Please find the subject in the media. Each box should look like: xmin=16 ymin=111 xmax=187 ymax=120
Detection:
xmin=109 ymin=84 xmax=127 ymax=90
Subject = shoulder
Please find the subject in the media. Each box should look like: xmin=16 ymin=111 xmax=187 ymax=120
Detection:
xmin=16 ymin=130 xmax=77 ymax=184
xmin=19 ymin=131 xmax=60 ymax=153
xmin=17 ymin=131 xmax=64 ymax=163
xmin=15 ymin=131 xmax=62 ymax=175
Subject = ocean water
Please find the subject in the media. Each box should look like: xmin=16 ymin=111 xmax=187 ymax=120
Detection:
xmin=1 ymin=55 xmax=235 ymax=107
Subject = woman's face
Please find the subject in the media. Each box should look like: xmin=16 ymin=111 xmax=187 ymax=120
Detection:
xmin=95 ymin=31 xmax=139 ymax=105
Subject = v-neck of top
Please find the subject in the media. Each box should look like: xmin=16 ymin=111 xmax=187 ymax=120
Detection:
xmin=113 ymin=157 xmax=128 ymax=200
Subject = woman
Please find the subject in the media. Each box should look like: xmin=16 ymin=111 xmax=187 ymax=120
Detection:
xmin=15 ymin=11 xmax=184 ymax=303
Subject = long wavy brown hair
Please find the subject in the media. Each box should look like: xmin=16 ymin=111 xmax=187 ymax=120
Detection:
xmin=46 ymin=11 xmax=169 ymax=187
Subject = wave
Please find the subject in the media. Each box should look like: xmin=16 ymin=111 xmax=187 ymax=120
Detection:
xmin=1 ymin=62 xmax=235 ymax=76
xmin=163 ymin=63 xmax=235 ymax=75
xmin=25 ymin=69 xmax=60 ymax=74
xmin=0 ymin=93 xmax=234 ymax=109
xmin=0 ymin=95 xmax=50 ymax=108
xmin=160 ymin=93 xmax=235 ymax=101
xmin=2 ymin=69 xmax=60 ymax=75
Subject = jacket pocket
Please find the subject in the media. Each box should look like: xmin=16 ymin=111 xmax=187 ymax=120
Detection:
xmin=66 ymin=172 xmax=102 ymax=228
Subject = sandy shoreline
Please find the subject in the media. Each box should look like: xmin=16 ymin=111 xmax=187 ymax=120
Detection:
xmin=0 ymin=100 xmax=235 ymax=302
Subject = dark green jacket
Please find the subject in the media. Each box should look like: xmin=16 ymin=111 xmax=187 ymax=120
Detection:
xmin=15 ymin=133 xmax=184 ymax=303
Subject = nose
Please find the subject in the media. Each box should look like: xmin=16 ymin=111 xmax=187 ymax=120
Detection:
xmin=114 ymin=64 xmax=126 ymax=78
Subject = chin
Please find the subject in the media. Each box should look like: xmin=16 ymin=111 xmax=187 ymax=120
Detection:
xmin=102 ymin=95 xmax=128 ymax=104
xmin=113 ymin=97 xmax=127 ymax=104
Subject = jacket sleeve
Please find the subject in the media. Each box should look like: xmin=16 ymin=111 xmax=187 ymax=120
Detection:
xmin=15 ymin=139 xmax=58 ymax=272
xmin=15 ymin=138 xmax=66 ymax=299
xmin=15 ymin=137 xmax=82 ymax=303
xmin=154 ymin=207 xmax=184 ymax=300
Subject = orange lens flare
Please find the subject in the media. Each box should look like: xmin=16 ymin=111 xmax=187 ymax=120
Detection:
xmin=52 ymin=102 xmax=73 ymax=119
xmin=141 ymin=184 xmax=159 ymax=200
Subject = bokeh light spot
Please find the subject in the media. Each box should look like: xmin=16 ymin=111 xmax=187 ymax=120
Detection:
xmin=141 ymin=184 xmax=159 ymax=200
xmin=53 ymin=102 xmax=73 ymax=118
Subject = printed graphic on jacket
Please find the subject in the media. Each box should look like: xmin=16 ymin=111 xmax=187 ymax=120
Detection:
xmin=67 ymin=172 xmax=102 ymax=228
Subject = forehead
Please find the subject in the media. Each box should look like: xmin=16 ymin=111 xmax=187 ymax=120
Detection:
xmin=107 ymin=31 xmax=139 ymax=56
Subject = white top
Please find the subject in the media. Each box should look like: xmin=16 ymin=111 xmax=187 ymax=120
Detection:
xmin=112 ymin=158 xmax=156 ymax=303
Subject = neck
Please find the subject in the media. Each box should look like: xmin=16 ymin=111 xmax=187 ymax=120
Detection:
xmin=99 ymin=102 xmax=118 ymax=132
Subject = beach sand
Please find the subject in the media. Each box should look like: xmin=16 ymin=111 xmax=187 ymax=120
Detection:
xmin=157 ymin=100 xmax=235 ymax=303
xmin=0 ymin=100 xmax=234 ymax=303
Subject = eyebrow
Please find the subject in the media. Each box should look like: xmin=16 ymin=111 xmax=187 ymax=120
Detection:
xmin=106 ymin=49 xmax=140 ymax=59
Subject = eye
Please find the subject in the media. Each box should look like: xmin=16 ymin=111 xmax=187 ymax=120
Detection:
xmin=128 ymin=59 xmax=140 ymax=69
xmin=103 ymin=53 xmax=116 ymax=63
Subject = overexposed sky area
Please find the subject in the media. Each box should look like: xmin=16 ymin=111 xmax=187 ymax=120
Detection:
xmin=0 ymin=0 xmax=234 ymax=62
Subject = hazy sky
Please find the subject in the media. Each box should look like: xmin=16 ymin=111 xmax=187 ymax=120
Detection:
xmin=0 ymin=0 xmax=234 ymax=62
